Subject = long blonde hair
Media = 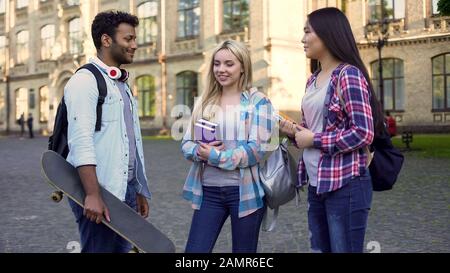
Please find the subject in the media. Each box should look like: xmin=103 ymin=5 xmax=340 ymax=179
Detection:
xmin=191 ymin=40 xmax=252 ymax=128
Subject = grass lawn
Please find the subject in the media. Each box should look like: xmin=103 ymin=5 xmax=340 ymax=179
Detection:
xmin=391 ymin=134 xmax=450 ymax=159
xmin=142 ymin=133 xmax=450 ymax=159
xmin=142 ymin=135 xmax=173 ymax=140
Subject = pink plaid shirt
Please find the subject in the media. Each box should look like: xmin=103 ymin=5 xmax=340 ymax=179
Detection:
xmin=297 ymin=64 xmax=374 ymax=194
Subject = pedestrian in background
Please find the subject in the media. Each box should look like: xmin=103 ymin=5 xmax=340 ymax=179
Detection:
xmin=27 ymin=113 xmax=34 ymax=138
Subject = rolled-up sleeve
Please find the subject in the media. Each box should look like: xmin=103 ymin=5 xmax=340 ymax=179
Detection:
xmin=65 ymin=71 xmax=99 ymax=167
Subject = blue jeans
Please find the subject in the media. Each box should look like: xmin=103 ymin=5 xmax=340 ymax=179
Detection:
xmin=307 ymin=171 xmax=372 ymax=253
xmin=68 ymin=181 xmax=137 ymax=253
xmin=185 ymin=186 xmax=266 ymax=253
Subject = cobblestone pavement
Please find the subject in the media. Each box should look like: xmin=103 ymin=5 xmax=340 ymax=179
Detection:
xmin=0 ymin=136 xmax=448 ymax=253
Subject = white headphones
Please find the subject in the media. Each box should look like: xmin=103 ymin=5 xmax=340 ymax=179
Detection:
xmin=90 ymin=56 xmax=129 ymax=82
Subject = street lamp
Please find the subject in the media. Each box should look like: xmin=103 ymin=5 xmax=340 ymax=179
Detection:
xmin=365 ymin=1 xmax=390 ymax=111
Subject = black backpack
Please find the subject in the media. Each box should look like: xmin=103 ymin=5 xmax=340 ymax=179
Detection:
xmin=48 ymin=63 xmax=107 ymax=159
xmin=334 ymin=65 xmax=404 ymax=191
xmin=368 ymin=128 xmax=404 ymax=191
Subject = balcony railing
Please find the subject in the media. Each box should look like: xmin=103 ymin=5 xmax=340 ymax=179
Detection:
xmin=429 ymin=16 xmax=450 ymax=32
xmin=134 ymin=43 xmax=158 ymax=62
xmin=36 ymin=60 xmax=56 ymax=74
xmin=217 ymin=28 xmax=249 ymax=44
xmin=365 ymin=19 xmax=406 ymax=40
xmin=9 ymin=65 xmax=27 ymax=77
xmin=172 ymin=38 xmax=199 ymax=54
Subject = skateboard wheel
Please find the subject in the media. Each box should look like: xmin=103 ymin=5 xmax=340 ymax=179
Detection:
xmin=51 ymin=191 xmax=63 ymax=202
xmin=129 ymin=246 xmax=139 ymax=253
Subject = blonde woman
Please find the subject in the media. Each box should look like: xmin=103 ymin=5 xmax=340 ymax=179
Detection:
xmin=181 ymin=40 xmax=275 ymax=253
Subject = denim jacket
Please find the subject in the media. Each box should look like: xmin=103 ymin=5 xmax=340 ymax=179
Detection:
xmin=64 ymin=60 xmax=151 ymax=201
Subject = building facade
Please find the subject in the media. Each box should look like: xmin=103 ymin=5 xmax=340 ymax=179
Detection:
xmin=0 ymin=0 xmax=448 ymax=135
xmin=348 ymin=0 xmax=450 ymax=132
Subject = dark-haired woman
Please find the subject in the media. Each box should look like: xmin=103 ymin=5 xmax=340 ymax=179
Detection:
xmin=280 ymin=7 xmax=384 ymax=253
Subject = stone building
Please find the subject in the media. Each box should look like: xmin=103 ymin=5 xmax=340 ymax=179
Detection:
xmin=0 ymin=0 xmax=448 ymax=135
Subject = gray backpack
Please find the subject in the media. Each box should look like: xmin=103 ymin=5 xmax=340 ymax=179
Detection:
xmin=257 ymin=138 xmax=299 ymax=231
xmin=247 ymin=89 xmax=300 ymax=231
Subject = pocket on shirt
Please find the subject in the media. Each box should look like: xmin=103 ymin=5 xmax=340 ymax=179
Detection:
xmin=327 ymin=97 xmax=345 ymax=128
xmin=101 ymin=95 xmax=120 ymax=122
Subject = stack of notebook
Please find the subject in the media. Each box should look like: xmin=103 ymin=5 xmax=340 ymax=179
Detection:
xmin=194 ymin=118 xmax=219 ymax=143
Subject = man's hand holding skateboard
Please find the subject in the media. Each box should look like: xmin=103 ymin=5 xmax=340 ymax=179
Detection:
xmin=78 ymin=165 xmax=149 ymax=224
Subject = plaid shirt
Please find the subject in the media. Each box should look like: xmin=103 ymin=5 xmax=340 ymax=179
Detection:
xmin=181 ymin=89 xmax=275 ymax=218
xmin=297 ymin=63 xmax=374 ymax=193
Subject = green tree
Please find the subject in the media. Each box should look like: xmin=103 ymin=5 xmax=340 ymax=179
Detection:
xmin=438 ymin=0 xmax=450 ymax=16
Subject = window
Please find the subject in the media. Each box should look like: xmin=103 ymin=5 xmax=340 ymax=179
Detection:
xmin=136 ymin=75 xmax=156 ymax=118
xmin=0 ymin=90 xmax=5 ymax=123
xmin=368 ymin=0 xmax=405 ymax=23
xmin=176 ymin=71 xmax=198 ymax=109
xmin=69 ymin=17 xmax=82 ymax=54
xmin=432 ymin=53 xmax=450 ymax=111
xmin=0 ymin=36 xmax=5 ymax=68
xmin=223 ymin=0 xmax=249 ymax=32
xmin=0 ymin=0 xmax=5 ymax=14
xmin=16 ymin=30 xmax=29 ymax=64
xmin=66 ymin=0 xmax=80 ymax=5
xmin=41 ymin=25 xmax=55 ymax=60
xmin=137 ymin=1 xmax=158 ymax=45
xmin=15 ymin=88 xmax=28 ymax=119
xmin=432 ymin=0 xmax=439 ymax=15
xmin=178 ymin=0 xmax=200 ymax=39
xmin=39 ymin=86 xmax=49 ymax=122
xmin=371 ymin=58 xmax=405 ymax=111
xmin=17 ymin=0 xmax=28 ymax=9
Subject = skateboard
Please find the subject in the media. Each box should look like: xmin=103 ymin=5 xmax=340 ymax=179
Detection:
xmin=41 ymin=150 xmax=175 ymax=253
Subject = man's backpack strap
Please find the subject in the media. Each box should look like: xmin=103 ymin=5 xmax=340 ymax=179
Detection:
xmin=76 ymin=63 xmax=107 ymax=132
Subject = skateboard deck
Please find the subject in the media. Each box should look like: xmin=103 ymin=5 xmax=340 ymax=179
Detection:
xmin=41 ymin=150 xmax=175 ymax=253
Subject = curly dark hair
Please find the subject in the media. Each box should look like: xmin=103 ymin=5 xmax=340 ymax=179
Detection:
xmin=91 ymin=11 xmax=139 ymax=50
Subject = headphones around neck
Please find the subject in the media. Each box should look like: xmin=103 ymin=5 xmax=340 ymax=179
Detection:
xmin=91 ymin=57 xmax=129 ymax=82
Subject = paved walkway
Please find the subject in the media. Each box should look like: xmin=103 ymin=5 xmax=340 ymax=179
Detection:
xmin=0 ymin=136 xmax=448 ymax=253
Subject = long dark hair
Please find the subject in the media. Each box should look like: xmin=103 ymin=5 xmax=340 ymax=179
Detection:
xmin=308 ymin=7 xmax=384 ymax=137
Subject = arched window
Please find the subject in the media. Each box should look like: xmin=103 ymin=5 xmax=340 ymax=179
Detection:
xmin=39 ymin=86 xmax=49 ymax=123
xmin=223 ymin=0 xmax=249 ymax=32
xmin=136 ymin=75 xmax=156 ymax=118
xmin=137 ymin=1 xmax=158 ymax=45
xmin=0 ymin=89 xmax=5 ymax=124
xmin=432 ymin=53 xmax=450 ymax=111
xmin=0 ymin=0 xmax=5 ymax=14
xmin=15 ymin=88 xmax=28 ymax=119
xmin=17 ymin=0 xmax=28 ymax=9
xmin=176 ymin=71 xmax=198 ymax=109
xmin=16 ymin=30 xmax=29 ymax=64
xmin=0 ymin=35 xmax=6 ymax=68
xmin=178 ymin=0 xmax=200 ymax=39
xmin=371 ymin=58 xmax=404 ymax=111
xmin=68 ymin=17 xmax=82 ymax=54
xmin=41 ymin=25 xmax=55 ymax=60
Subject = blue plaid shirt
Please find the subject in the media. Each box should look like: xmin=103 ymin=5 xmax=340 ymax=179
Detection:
xmin=181 ymin=89 xmax=276 ymax=218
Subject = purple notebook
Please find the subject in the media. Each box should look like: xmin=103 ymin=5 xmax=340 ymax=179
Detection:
xmin=194 ymin=118 xmax=219 ymax=143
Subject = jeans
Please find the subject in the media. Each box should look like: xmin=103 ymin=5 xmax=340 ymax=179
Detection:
xmin=307 ymin=171 xmax=372 ymax=253
xmin=68 ymin=181 xmax=138 ymax=253
xmin=185 ymin=186 xmax=266 ymax=253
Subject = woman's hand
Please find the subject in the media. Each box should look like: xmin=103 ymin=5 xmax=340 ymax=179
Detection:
xmin=294 ymin=126 xmax=315 ymax=149
xmin=279 ymin=119 xmax=298 ymax=138
xmin=197 ymin=141 xmax=224 ymax=161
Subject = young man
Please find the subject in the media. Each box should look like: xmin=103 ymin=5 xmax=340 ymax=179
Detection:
xmin=64 ymin=11 xmax=151 ymax=253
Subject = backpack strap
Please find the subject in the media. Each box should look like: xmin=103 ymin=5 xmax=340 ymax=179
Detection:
xmin=76 ymin=63 xmax=107 ymax=132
